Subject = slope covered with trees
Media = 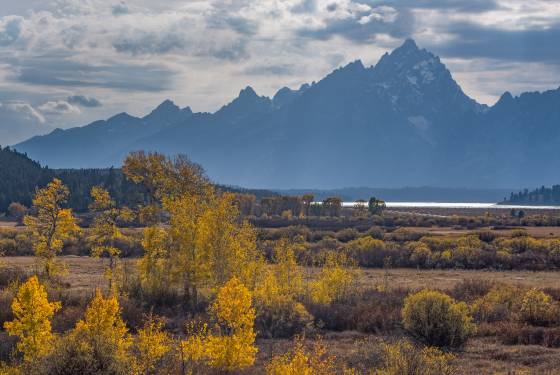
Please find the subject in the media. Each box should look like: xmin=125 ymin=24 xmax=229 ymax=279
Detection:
xmin=0 ymin=147 xmax=276 ymax=214
xmin=505 ymin=185 xmax=560 ymax=205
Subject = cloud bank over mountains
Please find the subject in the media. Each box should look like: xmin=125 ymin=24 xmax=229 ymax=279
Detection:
xmin=0 ymin=0 xmax=559 ymax=144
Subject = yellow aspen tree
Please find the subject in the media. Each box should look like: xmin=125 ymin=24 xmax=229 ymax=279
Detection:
xmin=138 ymin=225 xmax=173 ymax=299
xmin=205 ymin=277 xmax=257 ymax=371
xmin=87 ymin=186 xmax=132 ymax=294
xmin=123 ymin=151 xmax=211 ymax=207
xmin=3 ymin=276 xmax=61 ymax=361
xmin=274 ymin=237 xmax=304 ymax=297
xmin=23 ymin=178 xmax=79 ymax=278
xmin=195 ymin=193 xmax=264 ymax=291
xmin=164 ymin=193 xmax=211 ymax=309
xmin=135 ymin=314 xmax=171 ymax=375
xmin=178 ymin=279 xmax=258 ymax=372
xmin=73 ymin=289 xmax=131 ymax=362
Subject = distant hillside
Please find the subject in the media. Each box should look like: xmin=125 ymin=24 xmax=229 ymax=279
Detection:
xmin=504 ymin=185 xmax=560 ymax=206
xmin=0 ymin=147 xmax=52 ymax=212
xmin=0 ymin=147 xmax=277 ymax=213
xmin=14 ymin=39 xmax=560 ymax=189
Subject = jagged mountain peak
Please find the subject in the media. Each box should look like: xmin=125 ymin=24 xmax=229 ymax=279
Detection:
xmin=239 ymin=86 xmax=258 ymax=99
xmin=147 ymin=99 xmax=180 ymax=117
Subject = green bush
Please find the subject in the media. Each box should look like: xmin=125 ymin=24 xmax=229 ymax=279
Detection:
xmin=402 ymin=289 xmax=475 ymax=347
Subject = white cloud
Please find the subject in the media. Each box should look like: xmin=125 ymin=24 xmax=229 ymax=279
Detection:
xmin=0 ymin=0 xmax=557 ymax=140
xmin=38 ymin=100 xmax=81 ymax=115
xmin=0 ymin=100 xmax=49 ymax=145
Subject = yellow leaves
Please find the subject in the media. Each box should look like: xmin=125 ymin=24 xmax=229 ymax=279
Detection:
xmin=274 ymin=238 xmax=304 ymax=297
xmin=180 ymin=322 xmax=211 ymax=365
xmin=519 ymin=288 xmax=555 ymax=325
xmin=3 ymin=276 xmax=61 ymax=362
xmin=310 ymin=252 xmax=357 ymax=305
xmin=135 ymin=315 xmax=171 ymax=374
xmin=266 ymin=338 xmax=336 ymax=375
xmin=89 ymin=186 xmax=115 ymax=211
xmin=376 ymin=339 xmax=456 ymax=375
xmin=180 ymin=278 xmax=258 ymax=371
xmin=74 ymin=289 xmax=131 ymax=358
xmin=87 ymin=187 xmax=132 ymax=293
xmin=212 ymin=277 xmax=256 ymax=334
xmin=123 ymin=151 xmax=210 ymax=201
xmin=402 ymin=289 xmax=474 ymax=348
xmin=23 ymin=178 xmax=79 ymax=277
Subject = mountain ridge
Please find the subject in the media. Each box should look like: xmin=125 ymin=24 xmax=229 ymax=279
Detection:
xmin=14 ymin=39 xmax=560 ymax=189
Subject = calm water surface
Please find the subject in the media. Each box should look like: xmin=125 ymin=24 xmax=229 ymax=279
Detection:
xmin=342 ymin=202 xmax=560 ymax=210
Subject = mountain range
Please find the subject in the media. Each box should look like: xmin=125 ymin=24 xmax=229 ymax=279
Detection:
xmin=14 ymin=39 xmax=560 ymax=189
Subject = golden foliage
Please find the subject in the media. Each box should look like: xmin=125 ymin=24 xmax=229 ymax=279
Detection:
xmin=122 ymin=151 xmax=210 ymax=202
xmin=375 ymin=340 xmax=455 ymax=375
xmin=73 ymin=289 xmax=131 ymax=361
xmin=266 ymin=338 xmax=336 ymax=375
xmin=519 ymin=288 xmax=555 ymax=325
xmin=402 ymin=289 xmax=474 ymax=347
xmin=135 ymin=315 xmax=171 ymax=374
xmin=471 ymin=285 xmax=521 ymax=322
xmin=310 ymin=252 xmax=357 ymax=305
xmin=87 ymin=186 xmax=132 ymax=294
xmin=23 ymin=178 xmax=79 ymax=277
xmin=180 ymin=278 xmax=258 ymax=371
xmin=3 ymin=276 xmax=61 ymax=361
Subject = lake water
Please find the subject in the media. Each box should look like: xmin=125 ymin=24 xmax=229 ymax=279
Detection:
xmin=341 ymin=202 xmax=560 ymax=210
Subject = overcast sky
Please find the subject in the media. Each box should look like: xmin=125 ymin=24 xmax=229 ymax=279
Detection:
xmin=1 ymin=0 xmax=560 ymax=145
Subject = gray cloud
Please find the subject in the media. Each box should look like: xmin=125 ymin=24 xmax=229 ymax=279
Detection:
xmin=297 ymin=6 xmax=413 ymax=42
xmin=10 ymin=54 xmax=175 ymax=91
xmin=291 ymin=0 xmax=318 ymax=14
xmin=433 ymin=23 xmax=560 ymax=64
xmin=38 ymin=100 xmax=81 ymax=115
xmin=0 ymin=100 xmax=50 ymax=145
xmin=243 ymin=64 xmax=296 ymax=76
xmin=366 ymin=0 xmax=500 ymax=13
xmin=67 ymin=95 xmax=102 ymax=107
xmin=112 ymin=2 xmax=129 ymax=16
xmin=0 ymin=16 xmax=23 ymax=46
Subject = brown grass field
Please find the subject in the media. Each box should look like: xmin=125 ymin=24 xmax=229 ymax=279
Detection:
xmin=3 ymin=256 xmax=560 ymax=373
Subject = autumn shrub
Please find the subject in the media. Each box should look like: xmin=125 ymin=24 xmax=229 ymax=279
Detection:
xmin=519 ymin=288 xmax=557 ymax=326
xmin=376 ymin=339 xmax=456 ymax=375
xmin=255 ymin=295 xmax=313 ymax=339
xmin=498 ymin=323 xmax=560 ymax=348
xmin=308 ymin=289 xmax=405 ymax=333
xmin=471 ymin=285 xmax=522 ymax=322
xmin=0 ymin=266 xmax=29 ymax=289
xmin=402 ymin=289 xmax=474 ymax=347
xmin=133 ymin=315 xmax=172 ymax=375
xmin=37 ymin=289 xmax=136 ymax=375
xmin=366 ymin=226 xmax=385 ymax=240
xmin=335 ymin=228 xmax=359 ymax=243
xmin=3 ymin=276 xmax=61 ymax=362
xmin=345 ymin=236 xmax=392 ymax=267
xmin=27 ymin=332 xmax=132 ymax=375
xmin=310 ymin=252 xmax=357 ymax=304
xmin=266 ymin=338 xmax=336 ymax=375
xmin=180 ymin=278 xmax=258 ymax=372
xmin=450 ymin=278 xmax=495 ymax=302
